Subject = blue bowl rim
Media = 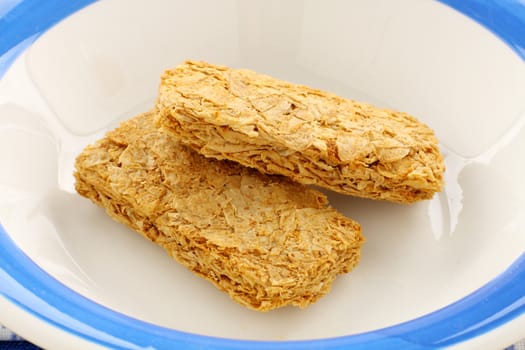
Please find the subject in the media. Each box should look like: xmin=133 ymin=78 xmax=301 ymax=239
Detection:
xmin=0 ymin=1 xmax=524 ymax=349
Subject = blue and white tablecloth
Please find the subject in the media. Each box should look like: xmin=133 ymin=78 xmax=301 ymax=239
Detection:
xmin=0 ymin=325 xmax=39 ymax=349
xmin=0 ymin=326 xmax=23 ymax=341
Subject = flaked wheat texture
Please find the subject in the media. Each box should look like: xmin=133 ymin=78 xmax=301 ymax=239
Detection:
xmin=156 ymin=60 xmax=445 ymax=203
xmin=74 ymin=111 xmax=364 ymax=311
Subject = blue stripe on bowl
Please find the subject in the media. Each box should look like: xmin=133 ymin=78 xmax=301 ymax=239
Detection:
xmin=438 ymin=0 xmax=525 ymax=60
xmin=0 ymin=0 xmax=95 ymax=79
xmin=1 ymin=1 xmax=525 ymax=349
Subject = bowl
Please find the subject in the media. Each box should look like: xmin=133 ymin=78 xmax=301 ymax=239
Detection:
xmin=1 ymin=1 xmax=524 ymax=349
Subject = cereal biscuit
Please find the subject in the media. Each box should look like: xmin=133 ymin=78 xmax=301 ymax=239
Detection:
xmin=74 ymin=111 xmax=363 ymax=311
xmin=156 ymin=60 xmax=445 ymax=203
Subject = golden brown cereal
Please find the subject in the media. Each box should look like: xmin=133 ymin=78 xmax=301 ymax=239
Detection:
xmin=156 ymin=60 xmax=445 ymax=203
xmin=74 ymin=111 xmax=363 ymax=311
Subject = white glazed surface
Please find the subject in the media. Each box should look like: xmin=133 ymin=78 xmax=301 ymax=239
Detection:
xmin=0 ymin=0 xmax=524 ymax=345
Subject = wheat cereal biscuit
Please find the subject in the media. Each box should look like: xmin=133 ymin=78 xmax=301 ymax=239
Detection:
xmin=156 ymin=60 xmax=445 ymax=204
xmin=74 ymin=111 xmax=363 ymax=311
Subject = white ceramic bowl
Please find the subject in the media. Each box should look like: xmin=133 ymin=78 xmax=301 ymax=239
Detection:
xmin=1 ymin=1 xmax=524 ymax=349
